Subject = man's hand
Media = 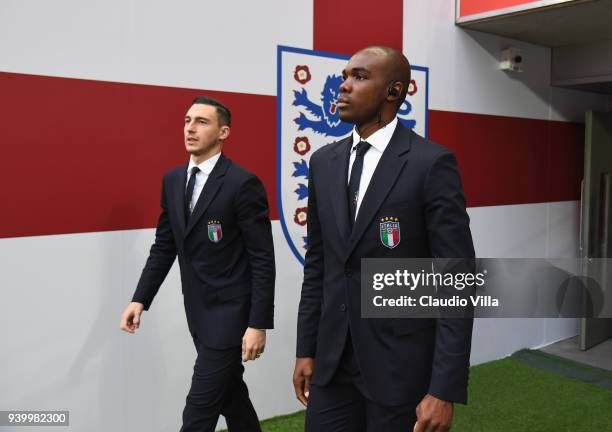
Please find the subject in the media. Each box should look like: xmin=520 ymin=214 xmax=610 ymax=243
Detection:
xmin=293 ymin=357 xmax=315 ymax=406
xmin=242 ymin=328 xmax=266 ymax=362
xmin=120 ymin=302 xmax=144 ymax=334
xmin=414 ymin=394 xmax=453 ymax=432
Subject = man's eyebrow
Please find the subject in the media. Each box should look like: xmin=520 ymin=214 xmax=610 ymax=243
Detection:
xmin=342 ymin=67 xmax=370 ymax=77
xmin=185 ymin=115 xmax=210 ymax=122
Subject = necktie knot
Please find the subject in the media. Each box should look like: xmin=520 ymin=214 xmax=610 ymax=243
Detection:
xmin=355 ymin=141 xmax=371 ymax=158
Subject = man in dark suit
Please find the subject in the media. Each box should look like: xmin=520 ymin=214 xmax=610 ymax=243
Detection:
xmin=293 ymin=46 xmax=475 ymax=431
xmin=120 ymin=96 xmax=275 ymax=432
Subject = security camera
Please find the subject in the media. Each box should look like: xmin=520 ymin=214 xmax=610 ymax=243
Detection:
xmin=500 ymin=48 xmax=524 ymax=73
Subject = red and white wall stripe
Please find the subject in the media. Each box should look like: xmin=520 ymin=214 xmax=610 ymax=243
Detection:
xmin=1 ymin=0 xmax=607 ymax=430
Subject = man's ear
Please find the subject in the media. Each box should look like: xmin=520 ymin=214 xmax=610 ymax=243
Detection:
xmin=219 ymin=125 xmax=231 ymax=141
xmin=387 ymin=81 xmax=403 ymax=101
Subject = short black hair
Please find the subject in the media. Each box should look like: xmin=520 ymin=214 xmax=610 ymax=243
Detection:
xmin=192 ymin=96 xmax=232 ymax=127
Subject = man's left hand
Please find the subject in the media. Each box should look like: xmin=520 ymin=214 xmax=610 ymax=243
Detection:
xmin=242 ymin=327 xmax=266 ymax=362
xmin=414 ymin=394 xmax=453 ymax=432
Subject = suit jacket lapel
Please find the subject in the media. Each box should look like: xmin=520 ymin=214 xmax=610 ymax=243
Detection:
xmin=173 ymin=165 xmax=189 ymax=236
xmin=345 ymin=124 xmax=413 ymax=261
xmin=185 ymin=153 xmax=230 ymax=238
xmin=328 ymin=136 xmax=353 ymax=243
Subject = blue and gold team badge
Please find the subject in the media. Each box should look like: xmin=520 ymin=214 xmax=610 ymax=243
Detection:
xmin=207 ymin=220 xmax=222 ymax=243
xmin=380 ymin=217 xmax=400 ymax=249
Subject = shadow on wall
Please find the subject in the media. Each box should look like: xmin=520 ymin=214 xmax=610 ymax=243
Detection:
xmin=460 ymin=27 xmax=605 ymax=122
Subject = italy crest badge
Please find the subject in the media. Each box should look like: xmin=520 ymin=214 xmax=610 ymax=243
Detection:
xmin=207 ymin=220 xmax=222 ymax=243
xmin=380 ymin=217 xmax=400 ymax=249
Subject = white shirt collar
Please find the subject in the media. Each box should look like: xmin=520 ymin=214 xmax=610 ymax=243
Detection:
xmin=187 ymin=152 xmax=222 ymax=176
xmin=350 ymin=117 xmax=398 ymax=154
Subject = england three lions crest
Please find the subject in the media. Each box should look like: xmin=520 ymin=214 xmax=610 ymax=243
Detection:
xmin=277 ymin=45 xmax=429 ymax=264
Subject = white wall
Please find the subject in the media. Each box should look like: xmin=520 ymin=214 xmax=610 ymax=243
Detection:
xmin=0 ymin=0 xmax=313 ymax=95
xmin=468 ymin=201 xmax=581 ymax=365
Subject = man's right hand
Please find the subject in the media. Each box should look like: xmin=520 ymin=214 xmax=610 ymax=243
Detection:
xmin=120 ymin=302 xmax=144 ymax=334
xmin=293 ymin=357 xmax=315 ymax=406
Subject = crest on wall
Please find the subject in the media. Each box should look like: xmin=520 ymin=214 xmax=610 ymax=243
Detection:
xmin=277 ymin=46 xmax=429 ymax=264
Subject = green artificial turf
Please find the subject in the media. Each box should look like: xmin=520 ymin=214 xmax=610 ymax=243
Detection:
xmin=453 ymin=356 xmax=612 ymax=431
xmin=257 ymin=410 xmax=306 ymax=431
xmin=221 ymin=353 xmax=612 ymax=431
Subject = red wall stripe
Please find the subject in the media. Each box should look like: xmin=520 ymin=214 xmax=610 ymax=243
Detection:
xmin=0 ymin=73 xmax=583 ymax=238
xmin=429 ymin=110 xmax=583 ymax=207
xmin=460 ymin=0 xmax=546 ymax=17
xmin=0 ymin=72 xmax=277 ymax=239
xmin=313 ymin=0 xmax=403 ymax=55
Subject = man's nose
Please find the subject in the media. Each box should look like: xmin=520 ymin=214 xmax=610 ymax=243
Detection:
xmin=339 ymin=78 xmax=350 ymax=93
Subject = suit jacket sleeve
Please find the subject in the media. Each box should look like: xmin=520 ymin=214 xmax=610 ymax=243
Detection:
xmin=131 ymin=176 xmax=177 ymax=311
xmin=235 ymin=175 xmax=275 ymax=329
xmin=423 ymin=151 xmax=475 ymax=404
xmin=296 ymin=152 xmax=324 ymax=358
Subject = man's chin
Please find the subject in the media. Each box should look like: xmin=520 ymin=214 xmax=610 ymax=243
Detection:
xmin=339 ymin=112 xmax=356 ymax=125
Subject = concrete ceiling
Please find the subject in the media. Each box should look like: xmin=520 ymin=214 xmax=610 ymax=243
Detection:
xmin=457 ymin=0 xmax=612 ymax=48
xmin=457 ymin=0 xmax=612 ymax=94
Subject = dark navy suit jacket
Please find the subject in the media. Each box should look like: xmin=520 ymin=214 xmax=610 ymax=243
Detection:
xmin=132 ymin=153 xmax=275 ymax=348
xmin=297 ymin=123 xmax=475 ymax=405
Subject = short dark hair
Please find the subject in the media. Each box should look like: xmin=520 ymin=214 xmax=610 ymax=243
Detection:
xmin=192 ymin=96 xmax=232 ymax=127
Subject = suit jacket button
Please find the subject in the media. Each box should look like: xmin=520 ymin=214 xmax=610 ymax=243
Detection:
xmin=340 ymin=303 xmax=347 ymax=312
xmin=344 ymin=268 xmax=352 ymax=277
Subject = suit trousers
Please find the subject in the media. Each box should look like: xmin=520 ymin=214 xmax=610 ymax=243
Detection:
xmin=305 ymin=330 xmax=418 ymax=432
xmin=180 ymin=337 xmax=261 ymax=432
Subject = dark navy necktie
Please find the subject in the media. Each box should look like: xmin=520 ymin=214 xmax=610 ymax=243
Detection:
xmin=347 ymin=141 xmax=371 ymax=228
xmin=185 ymin=166 xmax=200 ymax=220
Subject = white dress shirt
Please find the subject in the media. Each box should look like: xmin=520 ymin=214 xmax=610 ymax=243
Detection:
xmin=347 ymin=117 xmax=399 ymax=217
xmin=186 ymin=152 xmax=222 ymax=212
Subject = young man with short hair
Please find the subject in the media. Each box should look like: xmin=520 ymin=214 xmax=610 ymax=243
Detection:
xmin=121 ymin=96 xmax=275 ymax=432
